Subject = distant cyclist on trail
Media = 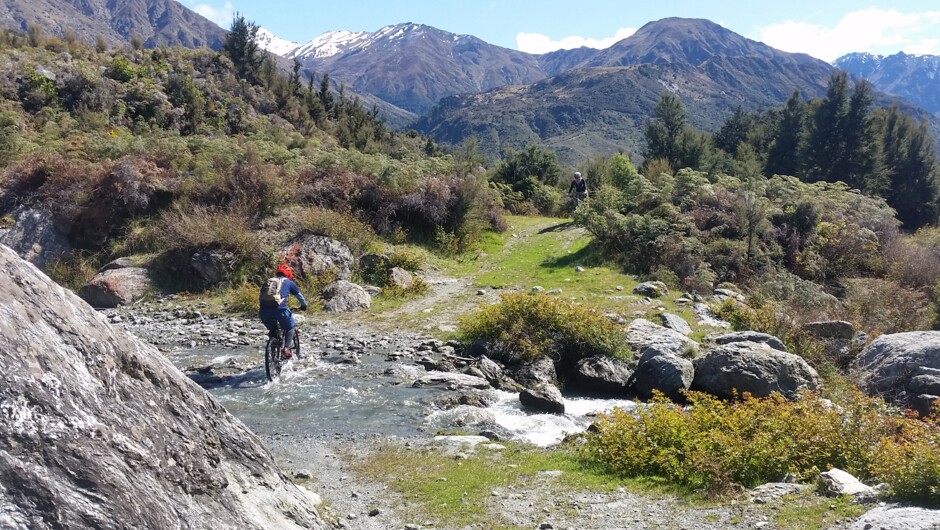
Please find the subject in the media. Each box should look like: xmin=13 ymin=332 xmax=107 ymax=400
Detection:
xmin=568 ymin=171 xmax=588 ymax=206
xmin=259 ymin=263 xmax=307 ymax=357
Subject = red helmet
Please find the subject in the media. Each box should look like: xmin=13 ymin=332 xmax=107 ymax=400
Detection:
xmin=276 ymin=263 xmax=293 ymax=280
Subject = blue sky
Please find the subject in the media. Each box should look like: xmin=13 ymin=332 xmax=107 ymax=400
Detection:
xmin=180 ymin=0 xmax=940 ymax=61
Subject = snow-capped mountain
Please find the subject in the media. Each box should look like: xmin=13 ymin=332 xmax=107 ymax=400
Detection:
xmin=286 ymin=29 xmax=372 ymax=60
xmin=255 ymin=27 xmax=301 ymax=56
xmin=835 ymin=52 xmax=940 ymax=114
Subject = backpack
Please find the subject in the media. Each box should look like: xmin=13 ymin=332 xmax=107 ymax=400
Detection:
xmin=260 ymin=276 xmax=286 ymax=307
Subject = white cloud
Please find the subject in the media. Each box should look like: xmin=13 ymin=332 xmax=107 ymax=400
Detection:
xmin=755 ymin=8 xmax=940 ymax=62
xmin=516 ymin=27 xmax=636 ymax=54
xmin=182 ymin=1 xmax=236 ymax=28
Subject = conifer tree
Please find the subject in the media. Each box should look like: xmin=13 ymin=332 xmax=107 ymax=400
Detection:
xmin=881 ymin=105 xmax=939 ymax=229
xmin=804 ymin=72 xmax=850 ymax=183
xmin=644 ymin=92 xmax=685 ymax=167
xmin=765 ymin=90 xmax=806 ymax=177
xmin=222 ymin=14 xmax=262 ymax=81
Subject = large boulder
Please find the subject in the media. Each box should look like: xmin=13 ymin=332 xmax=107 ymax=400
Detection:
xmin=849 ymin=506 xmax=940 ymax=530
xmin=505 ymin=355 xmax=557 ymax=390
xmin=388 ymin=267 xmax=415 ymax=290
xmin=519 ymin=383 xmax=565 ymax=414
xmin=633 ymin=281 xmax=668 ymax=298
xmin=321 ymin=280 xmax=371 ymax=312
xmin=0 ymin=206 xmax=71 ymax=268
xmin=626 ymin=318 xmax=699 ymax=357
xmin=0 ymin=244 xmax=327 ymax=529
xmin=803 ymin=320 xmax=855 ymax=340
xmin=659 ymin=313 xmax=692 ymax=336
xmin=78 ymin=267 xmax=151 ymax=308
xmin=280 ymin=234 xmax=353 ymax=280
xmin=852 ymin=332 xmax=940 ymax=403
xmin=190 ymin=248 xmax=236 ymax=287
xmin=569 ymin=356 xmax=632 ymax=395
xmin=712 ymin=331 xmax=787 ymax=352
xmin=628 ymin=348 xmax=694 ymax=402
xmin=691 ymin=341 xmax=819 ymax=399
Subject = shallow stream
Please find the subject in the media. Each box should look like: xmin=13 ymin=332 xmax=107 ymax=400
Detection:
xmin=168 ymin=331 xmax=636 ymax=445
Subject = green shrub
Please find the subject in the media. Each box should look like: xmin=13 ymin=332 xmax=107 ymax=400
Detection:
xmin=872 ymin=410 xmax=940 ymax=504
xmin=582 ymin=390 xmax=923 ymax=498
xmin=388 ymin=247 xmax=428 ymax=271
xmin=843 ymin=277 xmax=934 ymax=335
xmin=713 ymin=297 xmax=826 ymax=368
xmin=223 ymin=281 xmax=258 ymax=315
xmin=292 ymin=206 xmax=377 ymax=256
xmin=458 ymin=292 xmax=630 ymax=364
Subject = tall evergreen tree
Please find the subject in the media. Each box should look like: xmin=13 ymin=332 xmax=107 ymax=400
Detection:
xmin=804 ymin=72 xmax=851 ymax=183
xmin=841 ymin=80 xmax=884 ymax=192
xmin=714 ymin=106 xmax=756 ymax=157
xmin=881 ymin=105 xmax=939 ymax=229
xmin=644 ymin=92 xmax=686 ymax=167
xmin=222 ymin=14 xmax=262 ymax=81
xmin=765 ymin=91 xmax=806 ymax=177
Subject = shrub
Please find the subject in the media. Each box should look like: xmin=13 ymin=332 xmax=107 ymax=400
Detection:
xmin=843 ymin=278 xmax=934 ymax=335
xmin=871 ymin=410 xmax=940 ymax=505
xmin=582 ymin=390 xmax=915 ymax=497
xmin=223 ymin=281 xmax=259 ymax=315
xmin=458 ymin=292 xmax=630 ymax=365
xmin=387 ymin=247 xmax=429 ymax=271
xmin=713 ymin=297 xmax=827 ymax=368
xmin=292 ymin=206 xmax=377 ymax=256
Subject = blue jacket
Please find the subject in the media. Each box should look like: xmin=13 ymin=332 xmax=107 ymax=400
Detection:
xmin=259 ymin=276 xmax=307 ymax=310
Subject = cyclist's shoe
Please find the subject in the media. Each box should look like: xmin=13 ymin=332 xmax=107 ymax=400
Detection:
xmin=282 ymin=347 xmax=292 ymax=359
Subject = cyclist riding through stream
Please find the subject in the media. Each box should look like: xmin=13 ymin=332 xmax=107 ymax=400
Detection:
xmin=259 ymin=263 xmax=307 ymax=358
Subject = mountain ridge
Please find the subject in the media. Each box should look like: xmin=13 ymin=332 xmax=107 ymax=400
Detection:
xmin=835 ymin=51 xmax=940 ymax=115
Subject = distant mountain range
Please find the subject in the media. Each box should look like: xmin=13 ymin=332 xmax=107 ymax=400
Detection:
xmin=834 ymin=52 xmax=940 ymax=115
xmin=0 ymin=0 xmax=225 ymax=49
xmin=1 ymin=1 xmax=937 ymax=164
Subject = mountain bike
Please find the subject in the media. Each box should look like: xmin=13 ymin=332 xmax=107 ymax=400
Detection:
xmin=264 ymin=312 xmax=302 ymax=381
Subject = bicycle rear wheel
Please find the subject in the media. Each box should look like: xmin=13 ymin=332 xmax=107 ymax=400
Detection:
xmin=265 ymin=337 xmax=282 ymax=381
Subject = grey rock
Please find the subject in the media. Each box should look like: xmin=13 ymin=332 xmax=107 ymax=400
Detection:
xmin=78 ymin=267 xmax=151 ymax=308
xmin=626 ymin=318 xmax=699 ymax=358
xmin=477 ymin=356 xmax=504 ymax=386
xmin=280 ymin=234 xmax=354 ymax=280
xmin=569 ymin=356 xmax=632 ymax=395
xmin=190 ymin=248 xmax=235 ymax=287
xmin=322 ymin=280 xmax=371 ymax=313
xmin=633 ymin=281 xmax=668 ymax=298
xmin=692 ymin=341 xmax=819 ymax=399
xmin=853 ymin=332 xmax=940 ymax=402
xmin=0 ymin=207 xmax=71 ymax=268
xmin=713 ymin=288 xmax=745 ymax=302
xmin=693 ymin=302 xmax=732 ymax=328
xmin=412 ymin=372 xmax=491 ymax=389
xmin=849 ymin=506 xmax=940 ymax=530
xmin=628 ymin=348 xmax=694 ymax=402
xmin=803 ymin=320 xmax=855 ymax=340
xmin=659 ymin=313 xmax=692 ymax=335
xmin=818 ymin=468 xmax=874 ymax=497
xmin=750 ymin=482 xmax=810 ymax=502
xmin=713 ymin=331 xmax=787 ymax=352
xmin=506 ymin=355 xmax=557 ymax=389
xmin=388 ymin=267 xmax=415 ymax=289
xmin=0 ymin=244 xmax=327 ymax=529
xmin=519 ymin=383 xmax=565 ymax=413
xmin=907 ymin=368 xmax=940 ymax=395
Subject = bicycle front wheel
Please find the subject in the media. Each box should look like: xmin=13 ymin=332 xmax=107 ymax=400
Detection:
xmin=290 ymin=328 xmax=301 ymax=360
xmin=265 ymin=338 xmax=282 ymax=381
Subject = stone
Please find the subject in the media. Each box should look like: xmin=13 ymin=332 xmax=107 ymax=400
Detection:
xmin=628 ymin=347 xmax=694 ymax=402
xmin=803 ymin=320 xmax=856 ymax=340
xmin=659 ymin=313 xmax=692 ymax=336
xmin=569 ymin=356 xmax=632 ymax=395
xmin=691 ymin=341 xmax=819 ymax=399
xmin=190 ymin=248 xmax=236 ymax=287
xmin=626 ymin=318 xmax=699 ymax=358
xmin=0 ymin=207 xmax=71 ymax=268
xmin=412 ymin=372 xmax=491 ymax=389
xmin=505 ymin=356 xmax=557 ymax=389
xmin=750 ymin=482 xmax=810 ymax=502
xmin=322 ymin=280 xmax=371 ymax=312
xmin=713 ymin=331 xmax=787 ymax=352
xmin=280 ymin=234 xmax=354 ymax=280
xmin=387 ymin=267 xmax=415 ymax=289
xmin=713 ymin=288 xmax=745 ymax=302
xmin=0 ymin=245 xmax=327 ymax=529
xmin=693 ymin=303 xmax=731 ymax=328
xmin=97 ymin=256 xmax=137 ymax=272
xmin=78 ymin=267 xmax=151 ymax=308
xmin=849 ymin=506 xmax=940 ymax=530
xmin=818 ymin=468 xmax=874 ymax=497
xmin=853 ymin=331 xmax=940 ymax=403
xmin=519 ymin=383 xmax=565 ymax=413
xmin=633 ymin=281 xmax=668 ymax=298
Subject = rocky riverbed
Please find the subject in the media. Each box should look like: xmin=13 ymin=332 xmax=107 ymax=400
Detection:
xmin=104 ymin=300 xmax=940 ymax=530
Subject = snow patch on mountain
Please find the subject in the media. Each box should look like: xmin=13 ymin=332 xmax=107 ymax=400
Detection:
xmin=287 ymin=29 xmax=372 ymax=59
xmin=256 ymin=28 xmax=301 ymax=57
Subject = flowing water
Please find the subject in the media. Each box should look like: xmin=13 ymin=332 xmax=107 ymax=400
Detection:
xmin=169 ymin=335 xmax=636 ymax=446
